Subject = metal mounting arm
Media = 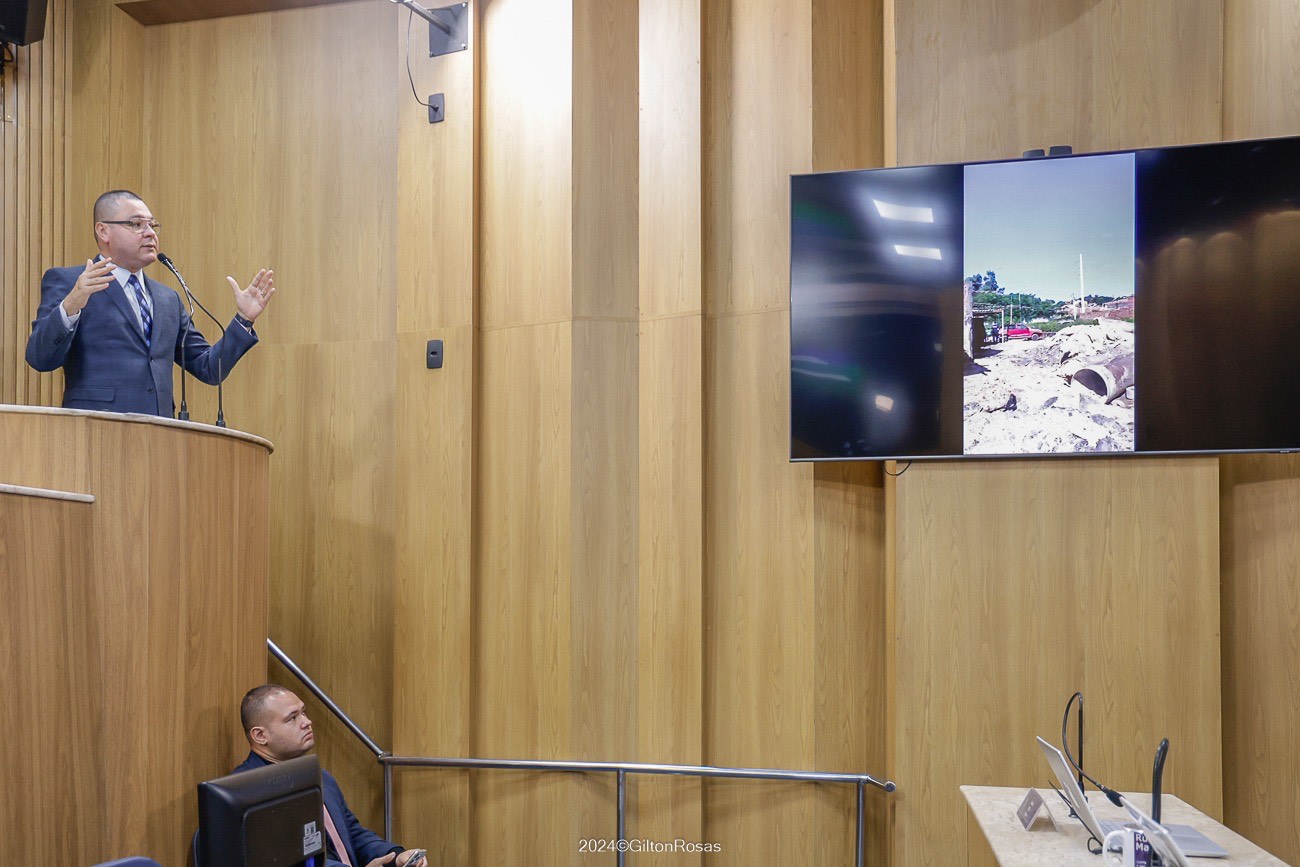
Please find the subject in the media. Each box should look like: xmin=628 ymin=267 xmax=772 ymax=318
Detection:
xmin=388 ymin=0 xmax=468 ymax=56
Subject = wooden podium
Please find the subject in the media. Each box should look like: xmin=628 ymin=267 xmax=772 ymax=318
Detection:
xmin=0 ymin=405 xmax=272 ymax=865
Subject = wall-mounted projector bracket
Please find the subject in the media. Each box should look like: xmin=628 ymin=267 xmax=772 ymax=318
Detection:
xmin=390 ymin=0 xmax=468 ymax=57
xmin=428 ymin=3 xmax=469 ymax=57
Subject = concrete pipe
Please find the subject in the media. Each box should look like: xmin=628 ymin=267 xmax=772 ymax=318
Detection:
xmin=1072 ymin=353 xmax=1135 ymax=403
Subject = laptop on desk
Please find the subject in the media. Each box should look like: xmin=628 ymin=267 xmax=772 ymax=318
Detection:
xmin=1035 ymin=736 xmax=1228 ymax=859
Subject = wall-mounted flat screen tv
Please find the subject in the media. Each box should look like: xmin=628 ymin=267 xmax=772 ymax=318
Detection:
xmin=790 ymin=135 xmax=1300 ymax=460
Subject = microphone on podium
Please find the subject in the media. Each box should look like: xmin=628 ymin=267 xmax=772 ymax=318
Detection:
xmin=157 ymin=252 xmax=227 ymax=428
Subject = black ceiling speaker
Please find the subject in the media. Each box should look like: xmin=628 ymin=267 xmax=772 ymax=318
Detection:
xmin=1 ymin=0 xmax=49 ymax=47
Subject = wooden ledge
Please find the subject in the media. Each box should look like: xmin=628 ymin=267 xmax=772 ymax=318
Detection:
xmin=117 ymin=0 xmax=364 ymax=26
xmin=0 ymin=404 xmax=274 ymax=453
xmin=0 ymin=483 xmax=95 ymax=503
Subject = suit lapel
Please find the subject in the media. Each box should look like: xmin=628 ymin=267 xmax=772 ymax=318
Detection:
xmin=143 ymin=274 xmax=175 ymax=357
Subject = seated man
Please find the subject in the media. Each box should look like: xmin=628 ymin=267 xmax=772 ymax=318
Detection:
xmin=237 ymin=685 xmax=425 ymax=867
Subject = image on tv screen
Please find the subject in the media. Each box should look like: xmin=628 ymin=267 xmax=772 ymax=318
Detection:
xmin=790 ymin=134 xmax=1300 ymax=461
xmin=962 ymin=153 xmax=1136 ymax=455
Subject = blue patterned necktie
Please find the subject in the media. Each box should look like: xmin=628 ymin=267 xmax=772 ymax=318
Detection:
xmin=127 ymin=273 xmax=152 ymax=348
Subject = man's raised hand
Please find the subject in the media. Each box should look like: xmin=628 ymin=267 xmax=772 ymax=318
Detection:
xmin=228 ymin=268 xmax=276 ymax=322
xmin=62 ymin=257 xmax=116 ymax=316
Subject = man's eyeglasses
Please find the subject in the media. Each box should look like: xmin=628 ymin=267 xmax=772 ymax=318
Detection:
xmin=100 ymin=218 xmax=162 ymax=234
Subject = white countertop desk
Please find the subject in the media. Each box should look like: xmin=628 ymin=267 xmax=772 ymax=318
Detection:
xmin=961 ymin=785 xmax=1289 ymax=867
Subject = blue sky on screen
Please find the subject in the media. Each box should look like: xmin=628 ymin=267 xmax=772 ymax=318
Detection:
xmin=964 ymin=153 xmax=1135 ymax=302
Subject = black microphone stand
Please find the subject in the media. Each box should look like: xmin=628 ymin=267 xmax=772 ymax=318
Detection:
xmin=176 ymin=281 xmax=194 ymax=421
xmin=159 ymin=254 xmax=229 ymax=428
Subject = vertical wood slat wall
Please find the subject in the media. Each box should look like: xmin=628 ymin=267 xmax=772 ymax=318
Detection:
xmin=1 ymin=0 xmax=65 ymax=408
xmin=1218 ymin=7 xmax=1300 ymax=860
xmin=4 ymin=0 xmax=1300 ymax=864
xmin=885 ymin=3 xmax=1230 ymax=864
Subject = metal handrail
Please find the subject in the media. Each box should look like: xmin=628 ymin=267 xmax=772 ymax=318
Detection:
xmin=269 ymin=638 xmax=896 ymax=866
xmin=269 ymin=639 xmax=387 ymax=758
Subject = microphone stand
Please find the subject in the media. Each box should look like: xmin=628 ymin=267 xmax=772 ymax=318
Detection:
xmin=158 ymin=254 xmax=228 ymax=428
xmin=177 ymin=282 xmax=194 ymax=421
xmin=1151 ymin=738 xmax=1169 ymax=867
xmin=1152 ymin=738 xmax=1168 ymax=822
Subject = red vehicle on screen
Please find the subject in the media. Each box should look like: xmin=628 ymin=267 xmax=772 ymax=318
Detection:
xmin=1006 ymin=323 xmax=1044 ymax=340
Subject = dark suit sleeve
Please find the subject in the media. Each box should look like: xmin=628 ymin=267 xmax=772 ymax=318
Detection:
xmin=326 ymin=771 xmax=402 ymax=865
xmin=172 ymin=306 xmax=259 ymax=386
xmin=25 ymin=267 xmax=80 ymax=372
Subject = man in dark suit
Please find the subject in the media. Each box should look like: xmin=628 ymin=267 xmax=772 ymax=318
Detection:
xmin=236 ymin=685 xmax=427 ymax=867
xmin=25 ymin=189 xmax=276 ymax=416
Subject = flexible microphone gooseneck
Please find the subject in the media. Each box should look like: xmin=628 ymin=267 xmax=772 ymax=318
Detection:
xmin=158 ymin=253 xmax=227 ymax=428
xmin=1152 ymin=737 xmax=1169 ymax=823
xmin=1061 ymin=692 xmax=1124 ymax=809
xmin=1063 ymin=691 xmax=1086 ymax=798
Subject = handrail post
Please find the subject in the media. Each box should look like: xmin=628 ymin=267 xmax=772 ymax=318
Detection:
xmin=856 ymin=780 xmax=865 ymax=867
xmin=385 ymin=762 xmax=394 ymax=842
xmin=617 ymin=769 xmax=627 ymax=867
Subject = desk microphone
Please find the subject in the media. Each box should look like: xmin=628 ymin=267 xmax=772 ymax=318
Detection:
xmin=158 ymin=253 xmax=226 ymax=428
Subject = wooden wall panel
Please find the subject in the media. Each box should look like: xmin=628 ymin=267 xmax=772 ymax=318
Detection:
xmin=573 ymin=1 xmax=638 ymax=320
xmin=1220 ymin=455 xmax=1300 ymax=865
xmin=473 ymin=321 xmax=575 ymax=863
xmin=243 ymin=338 xmax=396 ymax=828
xmin=392 ymin=322 xmax=475 ymax=862
xmin=0 ymin=411 xmax=269 ymax=864
xmin=640 ymin=0 xmax=701 ymax=322
xmin=704 ymin=310 xmax=817 ymax=860
xmin=1223 ymin=1 xmax=1300 ymax=140
xmin=889 ymin=458 xmax=1222 ymax=867
xmin=886 ymin=4 xmax=1231 ymax=865
xmin=65 ymin=0 xmax=145 ymax=236
xmin=137 ymin=423 xmax=272 ymax=863
xmin=808 ymin=3 xmax=889 ymax=863
xmin=891 ymin=0 xmax=1224 ymax=165
xmin=703 ymin=0 xmax=811 ymax=317
xmin=474 ymin=4 xmax=577 ymax=864
xmin=635 ymin=0 xmax=707 ymax=855
xmin=0 ymin=494 xmax=102 ymax=864
xmin=569 ymin=319 xmax=639 ymax=842
xmin=1 ymin=0 xmax=68 ymax=408
xmin=0 ymin=406 xmax=89 ymax=490
xmin=811 ymin=0 xmax=883 ymax=172
xmin=389 ymin=0 xmax=477 ymax=857
xmin=635 ymin=314 xmax=705 ymax=852
xmin=143 ymin=2 xmax=397 ymax=349
xmin=1218 ymin=6 xmax=1300 ymax=863
xmin=91 ymin=419 xmax=160 ymax=856
xmin=141 ymin=3 xmax=401 ymax=834
xmin=478 ymin=0 xmax=572 ymax=329
xmin=473 ymin=1 xmax=651 ymax=862
xmin=813 ymin=462 xmax=888 ymax=866
xmin=701 ymin=0 xmax=899 ymax=863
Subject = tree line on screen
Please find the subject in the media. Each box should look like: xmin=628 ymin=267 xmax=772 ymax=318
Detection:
xmin=967 ymin=270 xmax=1119 ymax=322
